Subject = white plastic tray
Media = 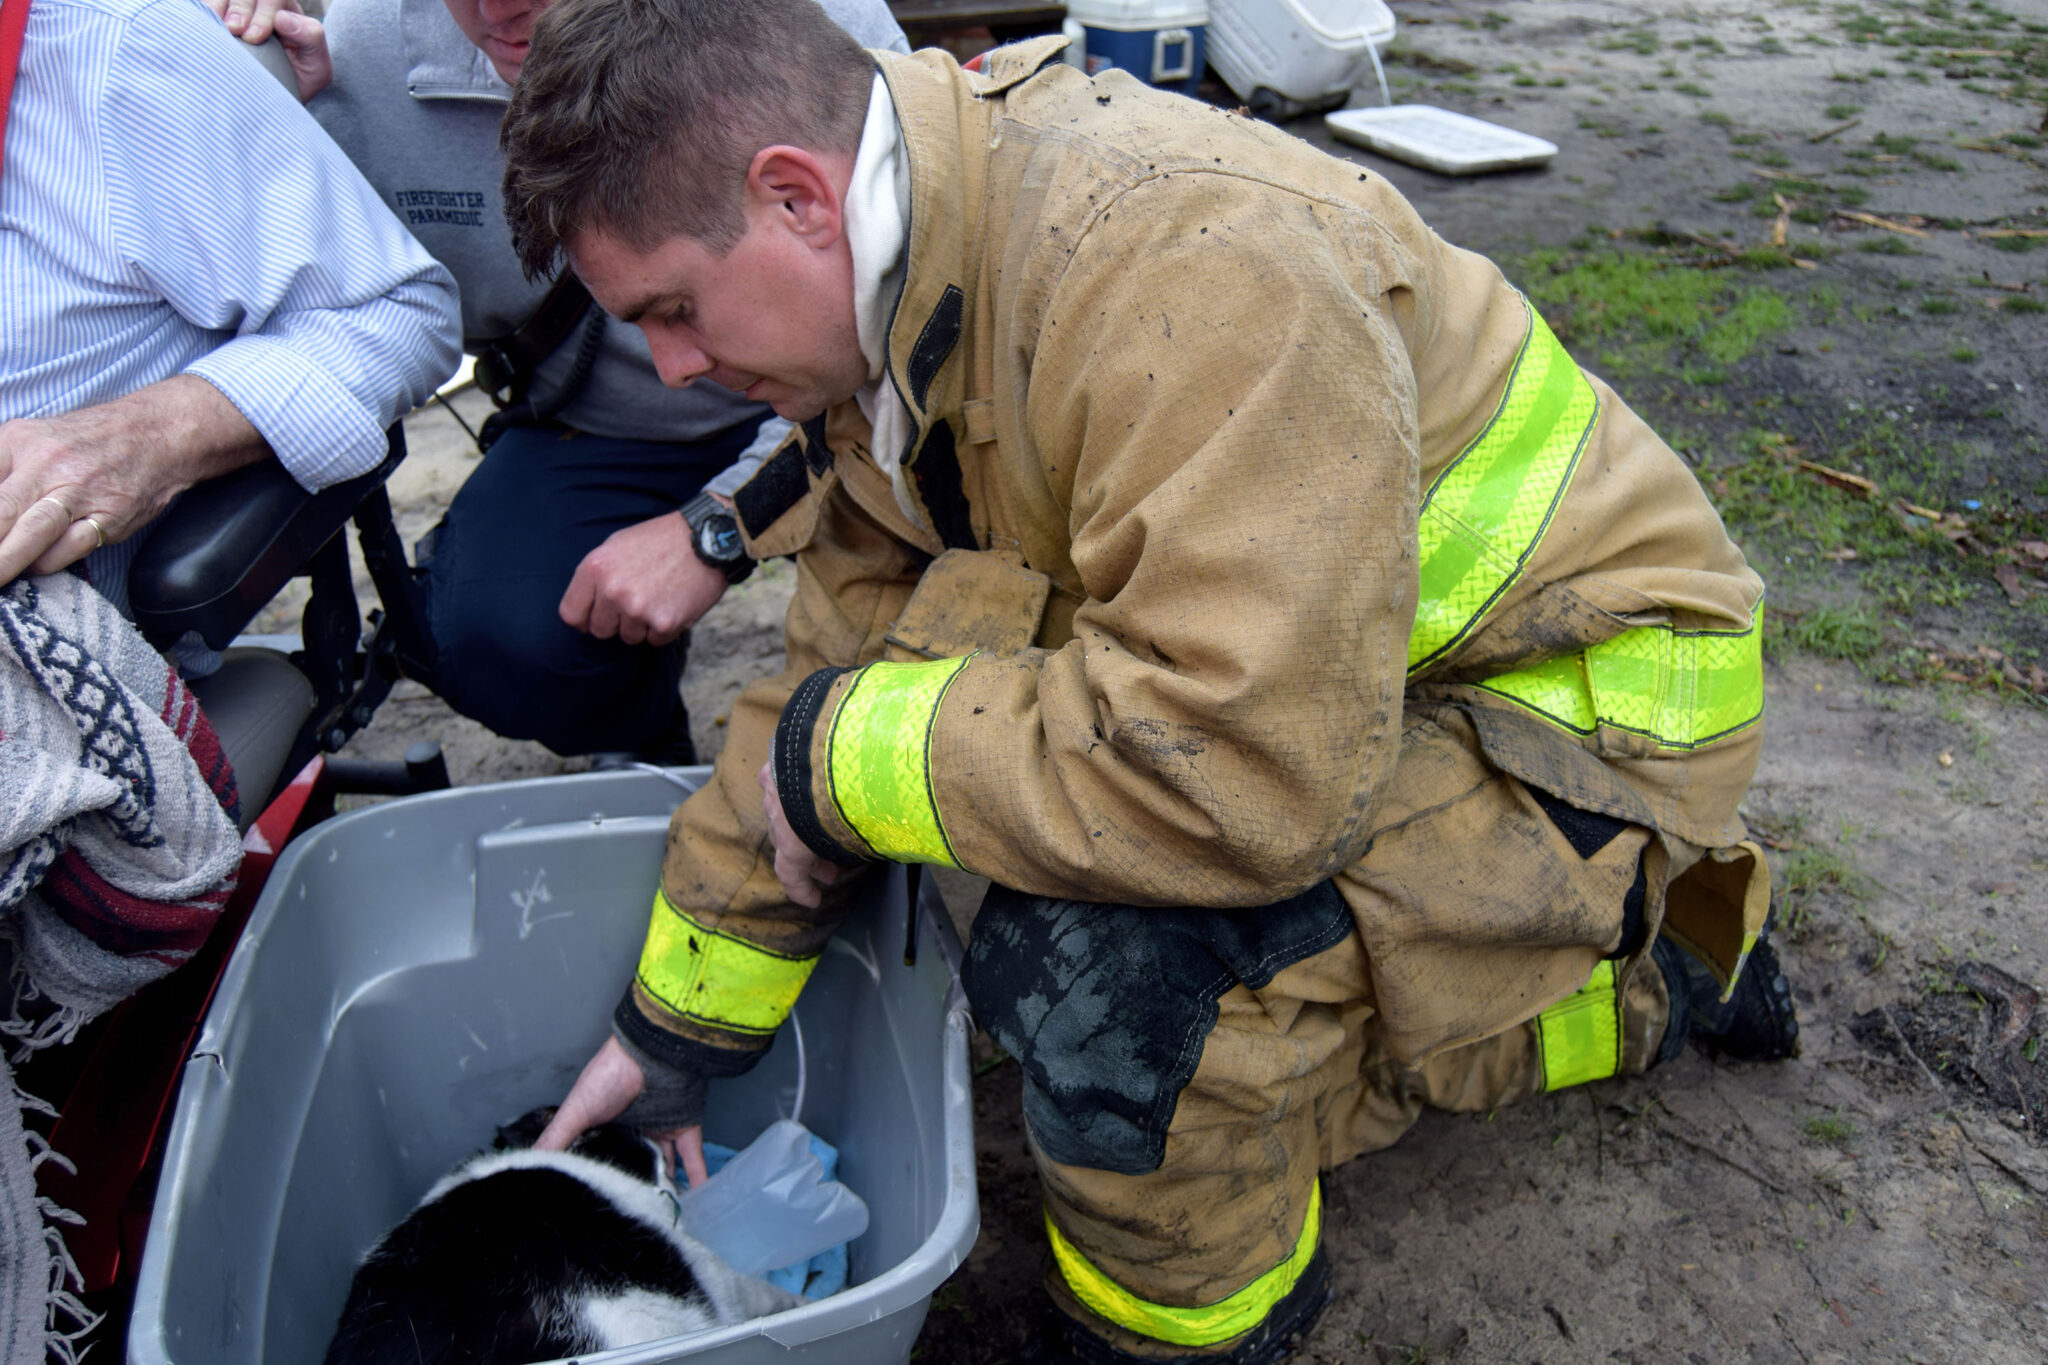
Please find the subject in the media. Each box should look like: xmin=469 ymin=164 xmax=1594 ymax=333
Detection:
xmin=1325 ymin=105 xmax=1558 ymax=175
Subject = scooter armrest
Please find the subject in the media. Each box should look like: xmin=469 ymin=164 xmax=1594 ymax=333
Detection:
xmin=130 ymin=432 xmax=406 ymax=651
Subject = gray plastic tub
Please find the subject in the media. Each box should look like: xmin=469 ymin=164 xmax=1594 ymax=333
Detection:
xmin=129 ymin=768 xmax=977 ymax=1364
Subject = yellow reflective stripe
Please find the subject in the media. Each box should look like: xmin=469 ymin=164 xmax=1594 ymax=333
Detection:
xmin=1472 ymin=608 xmax=1765 ymax=750
xmin=1723 ymin=929 xmax=1761 ymax=1005
xmin=1409 ymin=295 xmax=1599 ymax=673
xmin=636 ymin=890 xmax=818 ymax=1037
xmin=1539 ymin=959 xmax=1621 ymax=1092
xmin=825 ymin=656 xmax=970 ymax=867
xmin=1045 ymin=1184 xmax=1323 ymax=1349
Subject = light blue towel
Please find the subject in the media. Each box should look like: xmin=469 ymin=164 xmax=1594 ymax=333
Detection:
xmin=699 ymin=1132 xmax=851 ymax=1300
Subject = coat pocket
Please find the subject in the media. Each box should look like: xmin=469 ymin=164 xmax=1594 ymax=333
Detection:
xmin=884 ymin=548 xmax=1052 ymax=662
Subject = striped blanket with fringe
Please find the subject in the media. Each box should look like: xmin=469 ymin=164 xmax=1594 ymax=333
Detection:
xmin=0 ymin=573 xmax=241 ymax=1364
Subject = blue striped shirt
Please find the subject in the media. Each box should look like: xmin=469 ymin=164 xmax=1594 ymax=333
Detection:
xmin=0 ymin=0 xmax=461 ymax=493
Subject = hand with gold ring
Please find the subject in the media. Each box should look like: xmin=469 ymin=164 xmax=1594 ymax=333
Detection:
xmin=0 ymin=375 xmax=270 ymax=585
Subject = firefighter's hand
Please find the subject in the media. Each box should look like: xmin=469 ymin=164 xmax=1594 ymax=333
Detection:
xmin=205 ymin=0 xmax=332 ymax=102
xmin=660 ymin=1125 xmax=710 ymax=1190
xmin=537 ymin=1038 xmax=710 ymax=1187
xmin=758 ymin=762 xmax=841 ymax=909
xmin=560 ymin=513 xmax=727 ymax=647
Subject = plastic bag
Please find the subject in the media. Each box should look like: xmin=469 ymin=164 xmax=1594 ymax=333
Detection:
xmin=680 ymin=1119 xmax=869 ymax=1280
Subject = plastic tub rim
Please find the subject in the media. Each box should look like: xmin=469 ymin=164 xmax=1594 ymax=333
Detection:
xmin=129 ymin=771 xmax=980 ymax=1365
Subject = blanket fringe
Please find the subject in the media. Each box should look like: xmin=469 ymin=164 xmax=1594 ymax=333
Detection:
xmin=4 ymin=1069 xmax=103 ymax=1365
xmin=0 ymin=967 xmax=95 ymax=1065
xmin=37 ymin=1208 xmax=98 ymax=1365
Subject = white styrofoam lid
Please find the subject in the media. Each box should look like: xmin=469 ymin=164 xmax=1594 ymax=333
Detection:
xmin=1065 ymin=0 xmax=1210 ymax=28
xmin=1324 ymin=105 xmax=1558 ymax=176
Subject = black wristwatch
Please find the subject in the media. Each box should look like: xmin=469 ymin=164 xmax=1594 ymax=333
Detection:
xmin=681 ymin=491 xmax=755 ymax=585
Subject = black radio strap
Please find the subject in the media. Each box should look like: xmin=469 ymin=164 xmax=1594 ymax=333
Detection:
xmin=468 ymin=270 xmax=595 ymax=410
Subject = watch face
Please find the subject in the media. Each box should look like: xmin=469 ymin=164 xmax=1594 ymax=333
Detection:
xmin=699 ymin=517 xmax=744 ymax=563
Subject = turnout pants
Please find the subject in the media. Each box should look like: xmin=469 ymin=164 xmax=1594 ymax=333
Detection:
xmin=963 ymin=705 xmax=1688 ymax=1361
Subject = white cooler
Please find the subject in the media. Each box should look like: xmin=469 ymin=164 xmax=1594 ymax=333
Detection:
xmin=1208 ymin=0 xmax=1395 ymax=117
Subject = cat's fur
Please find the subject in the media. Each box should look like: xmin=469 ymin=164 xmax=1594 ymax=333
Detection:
xmin=323 ymin=1112 xmax=800 ymax=1364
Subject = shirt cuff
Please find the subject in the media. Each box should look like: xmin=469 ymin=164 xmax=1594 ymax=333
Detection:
xmin=183 ymin=338 xmax=390 ymax=491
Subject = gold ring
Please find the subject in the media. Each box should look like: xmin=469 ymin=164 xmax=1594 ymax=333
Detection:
xmin=83 ymin=516 xmax=109 ymax=551
xmin=34 ymin=494 xmax=74 ymax=520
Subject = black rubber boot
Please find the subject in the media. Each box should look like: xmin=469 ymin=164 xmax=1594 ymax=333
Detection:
xmin=1038 ymin=1250 xmax=1333 ymax=1365
xmin=1653 ymin=932 xmax=1800 ymax=1063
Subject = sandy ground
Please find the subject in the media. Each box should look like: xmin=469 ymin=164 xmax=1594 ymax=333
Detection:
xmin=277 ymin=2 xmax=2048 ymax=1360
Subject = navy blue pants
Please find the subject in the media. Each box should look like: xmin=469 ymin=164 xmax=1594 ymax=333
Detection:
xmin=418 ymin=421 xmax=754 ymax=756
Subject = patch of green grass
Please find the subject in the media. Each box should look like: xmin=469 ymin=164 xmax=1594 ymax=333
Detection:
xmin=2004 ymin=294 xmax=2046 ymax=313
xmin=1770 ymin=836 xmax=1875 ymax=939
xmin=1673 ymin=81 xmax=1713 ymax=97
xmin=1793 ymin=205 xmax=1830 ymax=225
xmin=1759 ymin=36 xmax=1790 ymax=54
xmin=1858 ymin=235 xmax=1920 ymax=254
xmin=1729 ymin=131 xmax=1768 ymax=146
xmin=1873 ymin=132 xmax=1920 ymax=154
xmin=1516 ymin=250 xmax=1796 ymax=379
xmin=1825 ymin=102 xmax=1864 ymax=118
xmin=1990 ymin=234 xmax=2042 ymax=253
xmin=1600 ymin=28 xmax=1660 ymax=55
xmin=1801 ymin=1113 xmax=1859 ymax=1144
xmin=1922 ymin=297 xmax=1962 ymax=314
xmin=1734 ymin=247 xmax=1799 ymax=271
xmin=1780 ymin=604 xmax=1887 ymax=660
xmin=1702 ymin=110 xmax=1735 ymax=127
xmin=1759 ymin=148 xmax=1794 ymax=167
xmin=1913 ymin=149 xmax=1963 ymax=171
xmin=1716 ymin=181 xmax=1761 ymax=202
xmin=1951 ymin=344 xmax=1981 ymax=360
xmin=2003 ymin=131 xmax=2044 ymax=148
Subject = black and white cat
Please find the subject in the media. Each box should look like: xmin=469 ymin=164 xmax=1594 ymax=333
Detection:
xmin=323 ymin=1111 xmax=801 ymax=1365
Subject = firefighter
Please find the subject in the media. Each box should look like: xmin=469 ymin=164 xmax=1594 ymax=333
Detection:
xmin=507 ymin=1 xmax=1797 ymax=1358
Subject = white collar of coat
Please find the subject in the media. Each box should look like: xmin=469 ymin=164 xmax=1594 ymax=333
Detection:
xmin=845 ymin=73 xmax=919 ymax=519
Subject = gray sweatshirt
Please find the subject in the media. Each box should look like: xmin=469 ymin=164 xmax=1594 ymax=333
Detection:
xmin=313 ymin=0 xmax=908 ymax=481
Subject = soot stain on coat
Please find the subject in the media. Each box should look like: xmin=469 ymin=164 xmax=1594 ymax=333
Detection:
xmin=1114 ymin=716 xmax=1211 ymax=763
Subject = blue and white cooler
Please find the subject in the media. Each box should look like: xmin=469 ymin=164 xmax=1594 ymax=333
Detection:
xmin=1061 ymin=0 xmax=1210 ymax=97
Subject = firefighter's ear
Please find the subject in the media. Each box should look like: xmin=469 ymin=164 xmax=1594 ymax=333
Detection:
xmin=746 ymin=145 xmax=848 ymax=250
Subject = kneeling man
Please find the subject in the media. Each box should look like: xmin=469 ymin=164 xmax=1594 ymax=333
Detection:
xmin=513 ymin=3 xmax=1795 ymax=1360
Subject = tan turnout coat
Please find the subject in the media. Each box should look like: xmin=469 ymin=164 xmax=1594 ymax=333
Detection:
xmin=623 ymin=38 xmax=1770 ymax=1086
